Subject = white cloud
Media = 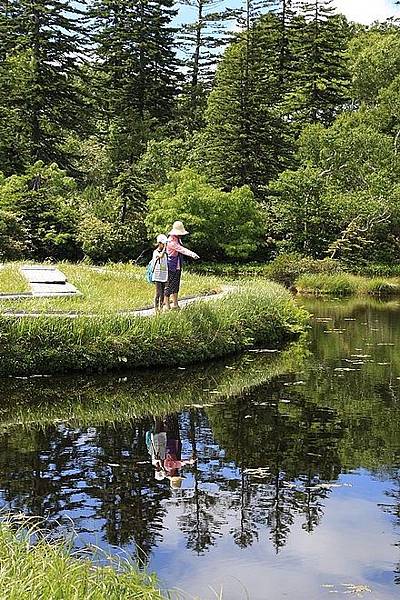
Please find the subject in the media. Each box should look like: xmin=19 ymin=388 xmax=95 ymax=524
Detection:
xmin=333 ymin=0 xmax=400 ymax=24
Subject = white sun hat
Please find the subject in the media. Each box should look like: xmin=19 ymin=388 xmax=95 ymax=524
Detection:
xmin=169 ymin=221 xmax=189 ymax=236
xmin=156 ymin=234 xmax=168 ymax=244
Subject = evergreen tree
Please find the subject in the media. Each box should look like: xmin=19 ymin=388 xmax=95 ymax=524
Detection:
xmin=91 ymin=0 xmax=180 ymax=165
xmin=4 ymin=0 xmax=91 ymax=170
xmin=289 ymin=0 xmax=350 ymax=126
xmin=200 ymin=9 xmax=293 ymax=194
xmin=176 ymin=0 xmax=232 ymax=131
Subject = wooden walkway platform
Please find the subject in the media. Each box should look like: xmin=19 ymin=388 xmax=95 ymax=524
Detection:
xmin=0 ymin=266 xmax=81 ymax=300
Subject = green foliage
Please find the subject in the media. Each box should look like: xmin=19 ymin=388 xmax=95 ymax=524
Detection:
xmin=349 ymin=30 xmax=400 ymax=105
xmin=267 ymin=105 xmax=400 ymax=262
xmin=78 ymin=216 xmax=147 ymax=264
xmin=138 ymin=138 xmax=192 ymax=188
xmin=0 ymin=210 xmax=26 ymax=260
xmin=201 ymin=14 xmax=293 ymax=194
xmin=91 ymin=0 xmax=180 ymax=165
xmin=295 ymin=272 xmax=400 ymax=296
xmin=0 ymin=519 xmax=163 ymax=599
xmin=0 ymin=1 xmax=91 ymax=171
xmin=0 ymin=162 xmax=80 ymax=260
xmin=264 ymin=253 xmax=342 ymax=287
xmin=146 ymin=169 xmax=264 ymax=259
xmin=289 ymin=4 xmax=350 ymax=127
xmin=0 ymin=280 xmax=308 ymax=376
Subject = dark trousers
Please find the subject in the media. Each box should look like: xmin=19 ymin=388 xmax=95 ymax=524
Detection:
xmin=154 ymin=281 xmax=166 ymax=309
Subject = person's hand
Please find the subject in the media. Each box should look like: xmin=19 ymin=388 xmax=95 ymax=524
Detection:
xmin=193 ymin=253 xmax=200 ymax=260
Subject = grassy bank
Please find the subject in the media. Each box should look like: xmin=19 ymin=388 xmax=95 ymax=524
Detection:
xmin=0 ymin=519 xmax=163 ymax=599
xmin=0 ymin=262 xmax=220 ymax=313
xmin=0 ymin=281 xmax=308 ymax=376
xmin=295 ymin=273 xmax=400 ymax=296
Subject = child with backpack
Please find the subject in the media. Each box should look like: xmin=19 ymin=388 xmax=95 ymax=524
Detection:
xmin=151 ymin=234 xmax=168 ymax=312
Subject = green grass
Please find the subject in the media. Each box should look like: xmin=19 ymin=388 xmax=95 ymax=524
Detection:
xmin=0 ymin=518 xmax=163 ymax=600
xmin=0 ymin=262 xmax=221 ymax=314
xmin=0 ymin=264 xmax=29 ymax=295
xmin=0 ymin=280 xmax=308 ymax=376
xmin=295 ymin=273 xmax=400 ymax=296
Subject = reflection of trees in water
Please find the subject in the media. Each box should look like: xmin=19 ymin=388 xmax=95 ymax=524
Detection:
xmin=205 ymin=384 xmax=343 ymax=553
xmin=0 ymin=422 xmax=169 ymax=563
xmin=177 ymin=411 xmax=228 ymax=554
xmin=92 ymin=422 xmax=169 ymax=560
xmin=1 ymin=359 xmax=399 ymax=564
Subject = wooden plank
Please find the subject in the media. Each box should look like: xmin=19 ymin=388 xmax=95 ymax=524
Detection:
xmin=22 ymin=267 xmax=67 ymax=284
xmin=30 ymin=282 xmax=79 ymax=295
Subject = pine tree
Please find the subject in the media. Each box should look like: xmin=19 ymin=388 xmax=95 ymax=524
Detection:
xmin=290 ymin=0 xmax=350 ymax=126
xmin=0 ymin=1 xmax=19 ymax=60
xmin=176 ymin=0 xmax=233 ymax=131
xmin=18 ymin=1 xmax=90 ymax=168
xmin=92 ymin=0 xmax=180 ymax=165
xmin=201 ymin=6 xmax=293 ymax=194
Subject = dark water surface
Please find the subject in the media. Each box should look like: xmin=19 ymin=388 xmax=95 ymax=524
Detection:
xmin=0 ymin=296 xmax=400 ymax=599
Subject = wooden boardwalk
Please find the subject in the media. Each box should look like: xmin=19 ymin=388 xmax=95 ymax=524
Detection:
xmin=0 ymin=288 xmax=231 ymax=318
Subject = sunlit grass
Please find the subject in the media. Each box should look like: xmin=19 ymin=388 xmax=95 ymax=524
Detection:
xmin=0 ymin=280 xmax=309 ymax=376
xmin=0 ymin=517 xmax=164 ymax=599
xmin=0 ymin=264 xmax=29 ymax=294
xmin=295 ymin=273 xmax=400 ymax=296
xmin=0 ymin=262 xmax=221 ymax=314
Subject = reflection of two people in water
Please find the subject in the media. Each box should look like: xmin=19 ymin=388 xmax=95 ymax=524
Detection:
xmin=146 ymin=415 xmax=196 ymax=489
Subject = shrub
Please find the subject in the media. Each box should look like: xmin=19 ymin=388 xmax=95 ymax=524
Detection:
xmin=146 ymin=168 xmax=264 ymax=260
xmin=0 ymin=162 xmax=81 ymax=260
xmin=78 ymin=216 xmax=147 ymax=264
xmin=0 ymin=209 xmax=27 ymax=260
xmin=264 ymin=253 xmax=342 ymax=287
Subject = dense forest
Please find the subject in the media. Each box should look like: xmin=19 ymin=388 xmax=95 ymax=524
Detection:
xmin=1 ymin=0 xmax=400 ymax=265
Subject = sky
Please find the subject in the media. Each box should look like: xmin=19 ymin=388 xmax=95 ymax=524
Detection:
xmin=178 ymin=0 xmax=400 ymax=26
xmin=333 ymin=0 xmax=400 ymax=24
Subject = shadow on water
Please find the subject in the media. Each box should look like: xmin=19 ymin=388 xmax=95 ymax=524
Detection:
xmin=0 ymin=296 xmax=400 ymax=598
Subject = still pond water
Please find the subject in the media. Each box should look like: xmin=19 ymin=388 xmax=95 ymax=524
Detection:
xmin=0 ymin=297 xmax=400 ymax=599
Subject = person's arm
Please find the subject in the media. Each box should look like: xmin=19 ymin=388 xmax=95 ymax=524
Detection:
xmin=168 ymin=239 xmax=199 ymax=260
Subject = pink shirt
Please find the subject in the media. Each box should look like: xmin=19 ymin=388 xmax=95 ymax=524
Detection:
xmin=167 ymin=235 xmax=198 ymax=271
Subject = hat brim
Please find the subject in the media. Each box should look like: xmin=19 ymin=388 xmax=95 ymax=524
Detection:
xmin=169 ymin=229 xmax=189 ymax=236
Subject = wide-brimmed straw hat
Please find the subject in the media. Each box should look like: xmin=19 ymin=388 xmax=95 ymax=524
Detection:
xmin=169 ymin=221 xmax=188 ymax=236
xmin=168 ymin=476 xmax=184 ymax=489
xmin=156 ymin=234 xmax=168 ymax=244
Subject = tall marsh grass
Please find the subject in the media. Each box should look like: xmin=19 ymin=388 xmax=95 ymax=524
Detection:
xmin=0 ymin=517 xmax=163 ymax=599
xmin=0 ymin=281 xmax=308 ymax=376
xmin=295 ymin=273 xmax=400 ymax=296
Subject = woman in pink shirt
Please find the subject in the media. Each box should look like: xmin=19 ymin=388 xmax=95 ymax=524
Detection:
xmin=164 ymin=221 xmax=199 ymax=310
